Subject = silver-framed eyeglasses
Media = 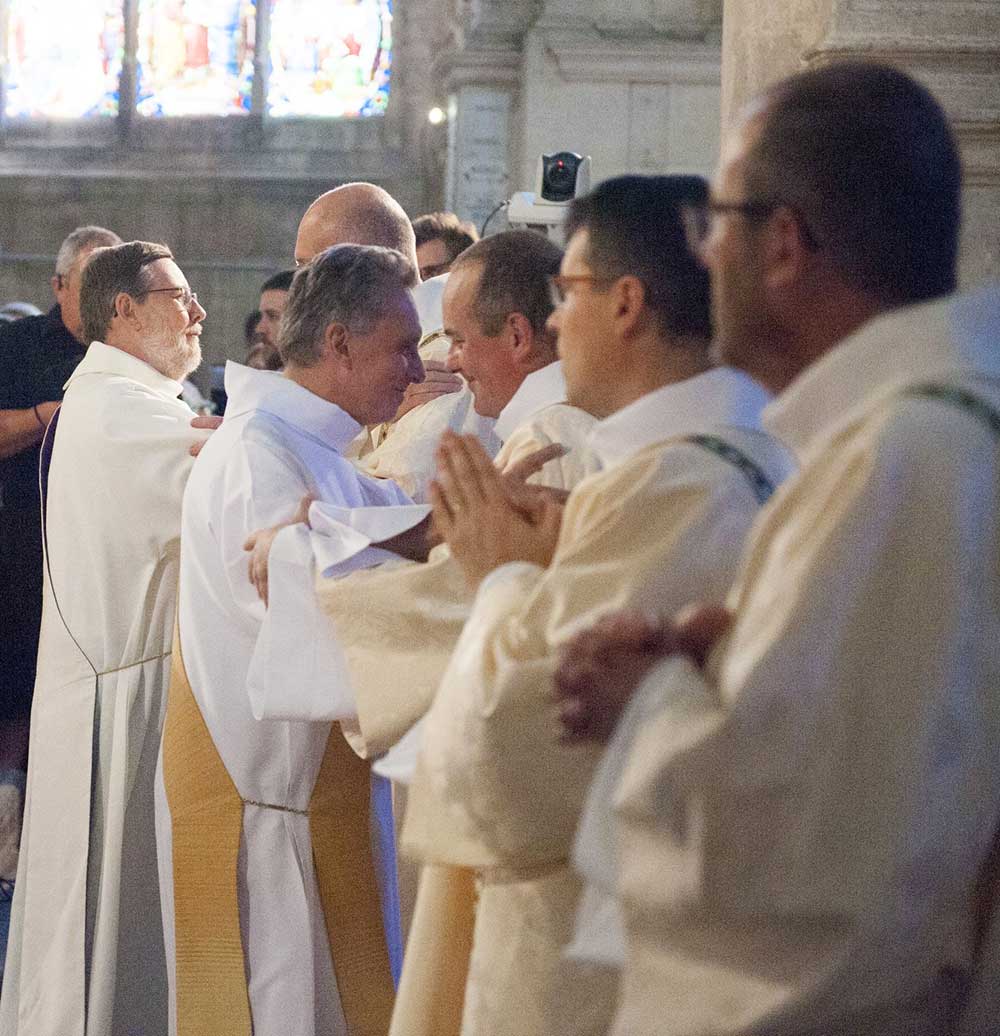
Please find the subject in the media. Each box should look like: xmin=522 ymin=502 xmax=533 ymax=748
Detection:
xmin=144 ymin=286 xmax=199 ymax=308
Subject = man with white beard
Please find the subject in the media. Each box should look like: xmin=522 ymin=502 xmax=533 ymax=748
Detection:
xmin=0 ymin=241 xmax=208 ymax=1036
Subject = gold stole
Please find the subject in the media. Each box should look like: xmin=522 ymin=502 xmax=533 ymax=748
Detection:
xmin=162 ymin=627 xmax=394 ymax=1036
xmin=388 ymin=865 xmax=477 ymax=1036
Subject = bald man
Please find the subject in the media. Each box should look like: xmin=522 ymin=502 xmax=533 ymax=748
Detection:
xmin=294 ymin=183 xmax=499 ymax=500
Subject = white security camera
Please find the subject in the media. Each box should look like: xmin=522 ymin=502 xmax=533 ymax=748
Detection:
xmin=507 ymin=152 xmax=592 ymax=243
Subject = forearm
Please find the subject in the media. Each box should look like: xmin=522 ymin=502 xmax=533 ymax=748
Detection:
xmin=376 ymin=513 xmax=436 ymax=561
xmin=0 ymin=406 xmax=46 ymax=459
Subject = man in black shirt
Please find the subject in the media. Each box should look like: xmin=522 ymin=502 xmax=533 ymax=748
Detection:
xmin=0 ymin=225 xmax=120 ymax=829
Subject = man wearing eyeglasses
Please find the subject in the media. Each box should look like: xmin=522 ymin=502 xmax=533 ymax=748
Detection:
xmin=555 ymin=63 xmax=1000 ymax=1036
xmin=0 ymin=241 xmax=211 ymax=1036
xmin=389 ymin=175 xmax=794 ymax=1036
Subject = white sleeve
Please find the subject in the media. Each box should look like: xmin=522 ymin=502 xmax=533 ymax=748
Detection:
xmin=246 ymin=524 xmax=358 ymax=722
xmin=245 ymin=500 xmax=432 ymax=722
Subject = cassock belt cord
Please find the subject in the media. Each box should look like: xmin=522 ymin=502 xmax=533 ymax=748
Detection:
xmin=241 ymin=798 xmax=309 ymax=816
xmin=684 ymin=434 xmax=776 ymax=505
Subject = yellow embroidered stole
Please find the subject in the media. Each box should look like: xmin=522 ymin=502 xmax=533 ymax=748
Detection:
xmin=388 ymin=864 xmax=477 ymax=1036
xmin=162 ymin=626 xmax=394 ymax=1036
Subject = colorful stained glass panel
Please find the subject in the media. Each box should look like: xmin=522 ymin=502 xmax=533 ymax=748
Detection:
xmin=268 ymin=0 xmax=391 ymax=118
xmin=136 ymin=0 xmax=256 ymax=117
xmin=5 ymin=1 xmax=124 ymax=118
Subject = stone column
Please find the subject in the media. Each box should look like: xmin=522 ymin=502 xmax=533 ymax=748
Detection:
xmin=721 ymin=0 xmax=1000 ymax=284
xmin=437 ymin=2 xmax=540 ymax=231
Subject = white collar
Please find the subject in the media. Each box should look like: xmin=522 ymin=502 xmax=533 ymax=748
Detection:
xmin=66 ymin=340 xmax=185 ymax=398
xmin=223 ymin=361 xmax=362 ymax=453
xmin=495 ymin=361 xmax=568 ymax=442
xmin=588 ymin=366 xmax=772 ymax=468
xmin=765 ymin=283 xmax=1000 ymax=455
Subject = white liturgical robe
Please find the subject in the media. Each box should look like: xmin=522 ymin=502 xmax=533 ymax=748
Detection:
xmin=595 ymin=285 xmax=1000 ymax=1036
xmin=158 ymin=363 xmax=417 ymax=1036
xmin=399 ymin=368 xmax=794 ymax=1036
xmin=0 ymin=342 xmax=203 ymax=1036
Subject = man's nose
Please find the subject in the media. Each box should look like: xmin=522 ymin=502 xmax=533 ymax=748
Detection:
xmin=191 ymin=299 xmax=207 ymax=323
xmin=410 ymin=353 xmax=425 ymax=384
xmin=545 ymin=309 xmax=561 ymax=338
xmin=445 ymin=343 xmax=462 ymax=374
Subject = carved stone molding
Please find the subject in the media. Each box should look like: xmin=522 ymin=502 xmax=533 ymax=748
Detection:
xmin=536 ymin=31 xmax=721 ymax=85
xmin=452 ymin=0 xmax=543 ymax=48
xmin=535 ymin=0 xmax=721 ymax=39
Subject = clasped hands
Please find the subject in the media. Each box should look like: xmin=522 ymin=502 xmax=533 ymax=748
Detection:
xmin=431 ymin=430 xmax=569 ymax=588
xmin=554 ymin=604 xmax=733 ymax=746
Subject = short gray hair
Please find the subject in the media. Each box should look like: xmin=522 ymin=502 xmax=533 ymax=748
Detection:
xmin=80 ymin=240 xmax=174 ymax=345
xmin=55 ymin=225 xmax=122 ymax=278
xmin=279 ymin=244 xmax=417 ymax=367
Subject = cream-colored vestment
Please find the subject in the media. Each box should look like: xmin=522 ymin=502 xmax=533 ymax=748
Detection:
xmin=594 ymin=286 xmax=1000 ymax=1036
xmin=0 ymin=343 xmax=202 ymax=1036
xmin=320 ymin=360 xmax=598 ymax=761
xmin=398 ymin=368 xmax=794 ymax=1036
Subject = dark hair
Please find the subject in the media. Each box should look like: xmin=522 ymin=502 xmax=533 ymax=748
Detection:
xmin=279 ymin=244 xmax=417 ymax=367
xmin=565 ymin=174 xmax=711 ymax=341
xmin=244 ymin=309 xmax=261 ymax=345
xmin=451 ymin=230 xmax=564 ymax=338
xmin=79 ymin=240 xmax=174 ymax=345
xmin=260 ymin=269 xmax=295 ymax=294
xmin=412 ymin=212 xmax=479 ymax=263
xmin=746 ymin=61 xmax=961 ymax=306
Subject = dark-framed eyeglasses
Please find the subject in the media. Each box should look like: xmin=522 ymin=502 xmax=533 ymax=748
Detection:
xmin=681 ymin=199 xmax=821 ymax=256
xmin=419 ymin=262 xmax=451 ymax=281
xmin=547 ymin=274 xmax=619 ymax=307
xmin=143 ymin=286 xmax=200 ymax=309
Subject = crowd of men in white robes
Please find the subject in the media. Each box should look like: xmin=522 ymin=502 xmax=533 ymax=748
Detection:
xmin=1 ymin=58 xmax=999 ymax=1036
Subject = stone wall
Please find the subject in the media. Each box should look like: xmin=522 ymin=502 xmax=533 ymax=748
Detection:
xmin=720 ymin=0 xmax=1000 ymax=286
xmin=439 ymin=0 xmax=725 ymax=234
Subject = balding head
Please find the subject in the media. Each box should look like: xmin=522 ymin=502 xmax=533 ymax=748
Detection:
xmin=295 ymin=183 xmax=419 ymax=272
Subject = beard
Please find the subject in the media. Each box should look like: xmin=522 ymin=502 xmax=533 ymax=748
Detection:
xmin=146 ymin=333 xmax=202 ymax=382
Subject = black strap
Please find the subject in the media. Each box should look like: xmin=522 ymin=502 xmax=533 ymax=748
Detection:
xmin=685 ymin=433 xmax=776 ymax=506
xmin=904 ymin=383 xmax=1000 ymax=439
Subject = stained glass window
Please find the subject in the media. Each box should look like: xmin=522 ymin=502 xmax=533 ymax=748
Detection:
xmin=136 ymin=0 xmax=256 ymax=117
xmin=4 ymin=0 xmax=124 ymax=118
xmin=268 ymin=0 xmax=391 ymax=118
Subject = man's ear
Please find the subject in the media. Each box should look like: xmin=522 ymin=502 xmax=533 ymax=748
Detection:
xmin=613 ymin=275 xmax=647 ymax=339
xmin=506 ymin=312 xmax=535 ymax=364
xmin=761 ymin=206 xmax=811 ymax=290
xmin=114 ymin=291 xmax=138 ymax=326
xmin=321 ymin=321 xmax=351 ymax=367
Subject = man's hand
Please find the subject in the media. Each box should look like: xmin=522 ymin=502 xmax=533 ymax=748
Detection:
xmin=393 ymin=361 xmax=462 ymax=421
xmin=243 ymin=494 xmax=315 ymax=606
xmin=554 ymin=604 xmax=732 ymax=744
xmin=431 ymin=431 xmax=565 ymax=587
xmin=189 ymin=414 xmax=223 ymax=457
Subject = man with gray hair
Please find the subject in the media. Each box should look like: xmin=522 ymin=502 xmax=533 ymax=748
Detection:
xmin=0 ymin=241 xmax=209 ymax=1036
xmin=0 ymin=226 xmax=120 ymax=925
xmin=159 ymin=244 xmax=427 ymax=1036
